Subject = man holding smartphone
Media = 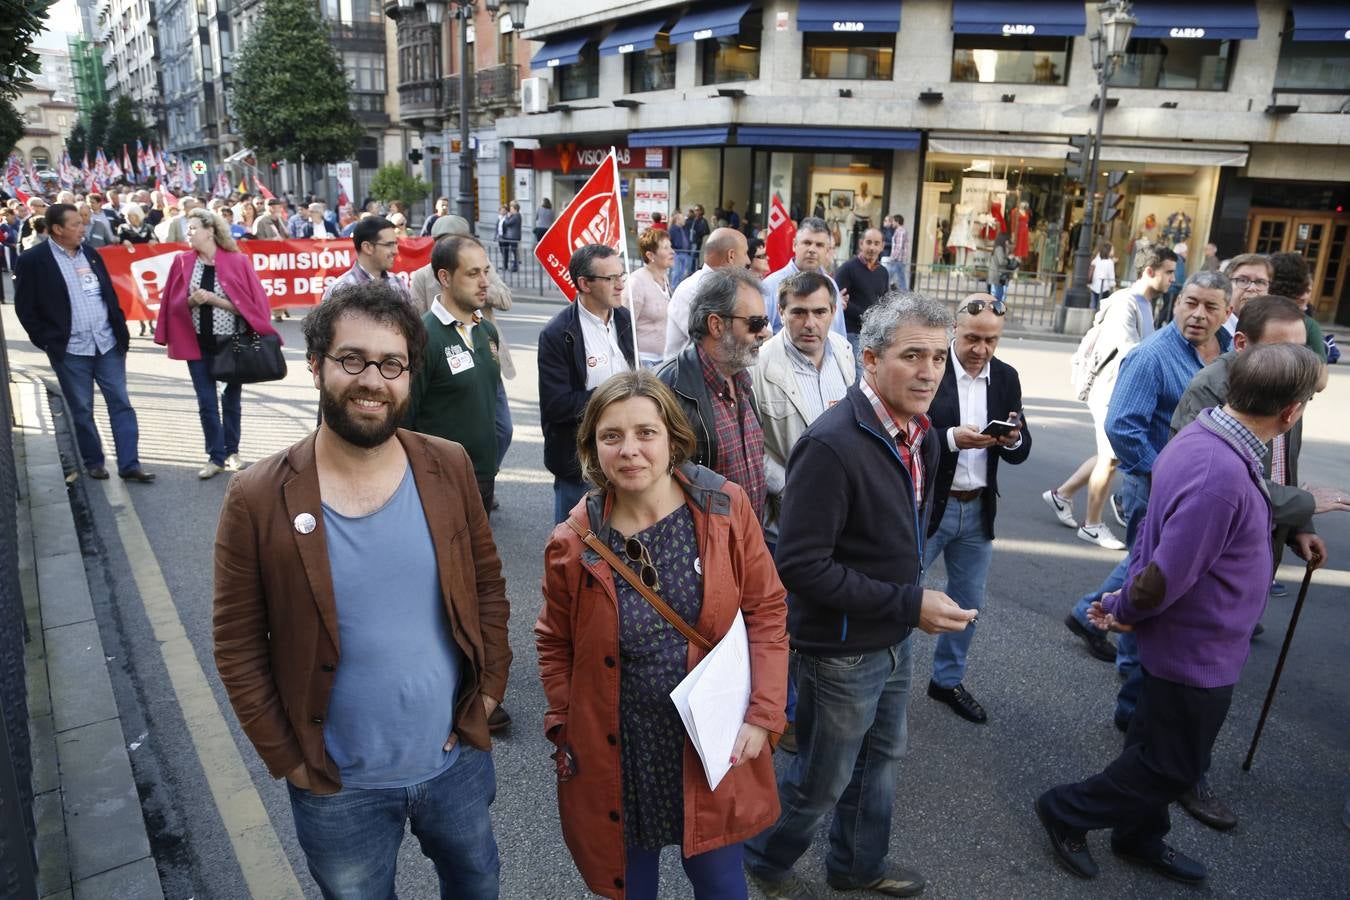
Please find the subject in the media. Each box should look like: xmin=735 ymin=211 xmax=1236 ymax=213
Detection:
xmin=921 ymin=293 xmax=1032 ymax=722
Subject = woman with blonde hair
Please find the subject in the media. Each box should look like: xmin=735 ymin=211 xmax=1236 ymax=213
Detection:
xmin=537 ymin=370 xmax=787 ymax=899
xmin=154 ymin=209 xmax=280 ymax=478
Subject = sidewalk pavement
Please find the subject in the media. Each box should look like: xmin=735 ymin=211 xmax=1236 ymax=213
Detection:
xmin=12 ymin=371 xmax=163 ymax=899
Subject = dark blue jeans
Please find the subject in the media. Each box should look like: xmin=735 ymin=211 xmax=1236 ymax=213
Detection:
xmin=286 ymin=746 xmax=499 ymax=900
xmin=48 ymin=349 xmax=141 ymax=473
xmin=186 ymin=358 xmax=241 ymax=466
xmin=494 ymin=379 xmax=512 ymax=469
xmin=553 ymin=477 xmax=588 ymax=525
xmin=745 ymin=639 xmax=913 ymax=888
xmin=624 ymin=842 xmax=747 ymax=900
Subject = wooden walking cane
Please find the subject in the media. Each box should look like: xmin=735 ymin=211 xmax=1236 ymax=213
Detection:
xmin=1242 ymin=561 xmax=1316 ymax=771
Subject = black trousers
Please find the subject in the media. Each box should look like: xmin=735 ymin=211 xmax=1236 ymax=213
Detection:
xmin=1041 ymin=669 xmax=1234 ymax=849
xmin=476 ymin=475 xmax=495 ymax=516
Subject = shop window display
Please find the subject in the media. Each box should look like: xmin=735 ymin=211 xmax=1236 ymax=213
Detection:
xmin=559 ymin=45 xmax=600 ymax=100
xmin=1108 ymin=38 xmax=1234 ymax=91
xmin=802 ymin=32 xmax=894 ymax=80
xmin=699 ymin=9 xmax=762 ymax=85
xmin=628 ymin=34 xmax=676 ymax=93
xmin=1275 ymin=37 xmax=1350 ymax=93
xmin=951 ymin=35 xmax=1071 ymax=85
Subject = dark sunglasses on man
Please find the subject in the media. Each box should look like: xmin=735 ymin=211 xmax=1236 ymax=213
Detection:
xmin=963 ymin=298 xmax=1007 ymax=317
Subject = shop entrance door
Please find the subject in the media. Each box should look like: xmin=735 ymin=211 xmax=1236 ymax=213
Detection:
xmin=1247 ymin=209 xmax=1350 ymax=322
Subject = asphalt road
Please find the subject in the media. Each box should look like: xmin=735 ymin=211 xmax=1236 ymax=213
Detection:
xmin=5 ymin=297 xmax=1349 ymax=899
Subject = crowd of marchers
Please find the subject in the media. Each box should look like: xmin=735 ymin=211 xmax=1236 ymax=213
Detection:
xmin=6 ymin=185 xmax=1348 ymax=899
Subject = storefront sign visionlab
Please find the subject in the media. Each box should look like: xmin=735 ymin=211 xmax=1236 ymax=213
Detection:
xmin=515 ymin=145 xmax=670 ymax=174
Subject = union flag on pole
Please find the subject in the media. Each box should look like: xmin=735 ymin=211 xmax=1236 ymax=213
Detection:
xmin=253 ymin=175 xmax=275 ymax=200
xmin=766 ymin=194 xmax=796 ymax=274
xmin=533 ymin=147 xmax=623 ymax=301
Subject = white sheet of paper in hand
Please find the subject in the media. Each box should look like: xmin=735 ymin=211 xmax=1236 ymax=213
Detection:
xmin=669 ymin=610 xmax=751 ymax=791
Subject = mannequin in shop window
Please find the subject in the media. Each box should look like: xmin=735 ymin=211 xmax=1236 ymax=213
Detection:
xmin=947 ymin=202 xmax=977 ymax=268
xmin=1012 ymin=201 xmax=1031 ymax=258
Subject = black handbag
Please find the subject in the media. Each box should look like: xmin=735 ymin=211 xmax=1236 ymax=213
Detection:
xmin=210 ymin=328 xmax=287 ymax=384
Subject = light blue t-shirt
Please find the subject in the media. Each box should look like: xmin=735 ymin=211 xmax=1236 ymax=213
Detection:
xmin=321 ymin=465 xmax=463 ymax=788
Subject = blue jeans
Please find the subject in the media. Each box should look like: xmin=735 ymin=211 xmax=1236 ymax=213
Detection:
xmin=745 ymin=640 xmax=913 ymax=887
xmin=624 ymin=842 xmax=747 ymax=900
xmin=553 ymin=477 xmax=588 ymax=525
xmin=48 ymin=349 xmax=141 ymax=473
xmin=286 ymin=746 xmax=499 ymax=900
xmin=493 ymin=379 xmax=512 ymax=469
xmin=990 ymin=281 xmax=1007 ymax=301
xmin=187 ymin=358 xmax=241 ymax=466
xmin=925 ymin=496 xmax=994 ymax=689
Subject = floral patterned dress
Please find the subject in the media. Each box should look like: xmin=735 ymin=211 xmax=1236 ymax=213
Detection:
xmin=608 ymin=504 xmax=703 ymax=850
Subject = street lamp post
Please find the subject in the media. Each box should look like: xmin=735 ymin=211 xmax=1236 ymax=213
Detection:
xmin=1063 ymin=1 xmax=1135 ymax=314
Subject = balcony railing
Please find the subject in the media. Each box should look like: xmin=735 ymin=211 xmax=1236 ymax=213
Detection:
xmin=330 ymin=21 xmax=384 ymax=43
xmin=398 ymin=79 xmax=440 ymax=120
xmin=475 ymin=64 xmax=518 ymax=108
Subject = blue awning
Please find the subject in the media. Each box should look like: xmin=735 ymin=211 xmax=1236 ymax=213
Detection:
xmin=737 ymin=126 xmax=920 ymax=150
xmin=951 ymin=0 xmax=1085 ymax=37
xmin=796 ymin=0 xmax=900 ymax=34
xmin=1290 ymin=2 xmax=1350 ymax=41
xmin=669 ymin=1 xmax=752 ymax=45
xmin=529 ymin=31 xmax=595 ymax=69
xmin=630 ymin=127 xmax=731 ymax=148
xmin=598 ymin=15 xmax=671 ymax=57
xmin=1128 ymin=1 xmax=1259 ymax=41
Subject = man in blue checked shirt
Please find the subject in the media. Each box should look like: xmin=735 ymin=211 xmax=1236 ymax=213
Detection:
xmin=1067 ymin=270 xmax=1232 ymax=728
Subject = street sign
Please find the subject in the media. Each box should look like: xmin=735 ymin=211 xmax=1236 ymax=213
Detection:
xmin=190 ymin=159 xmax=207 ymax=175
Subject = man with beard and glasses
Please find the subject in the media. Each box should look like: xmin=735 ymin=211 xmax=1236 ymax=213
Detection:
xmin=657 ymin=266 xmax=772 ymax=522
xmin=213 ymin=281 xmax=510 ymax=899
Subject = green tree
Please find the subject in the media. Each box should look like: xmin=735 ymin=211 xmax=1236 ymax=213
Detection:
xmin=87 ymin=99 xmax=111 ymax=152
xmin=231 ymin=0 xmax=362 ymax=174
xmin=66 ymin=120 xmax=88 ymax=162
xmin=0 ymin=96 xmax=23 ymax=159
xmin=367 ymin=164 xmax=432 ymax=212
xmin=104 ymin=94 xmax=153 ymax=156
xmin=0 ymin=0 xmax=52 ymax=101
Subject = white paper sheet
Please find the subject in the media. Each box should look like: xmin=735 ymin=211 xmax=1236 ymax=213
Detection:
xmin=669 ymin=610 xmax=752 ymax=791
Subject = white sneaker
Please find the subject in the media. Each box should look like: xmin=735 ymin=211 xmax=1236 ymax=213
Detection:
xmin=198 ymin=461 xmax=223 ymax=480
xmin=223 ymin=453 xmax=246 ymax=472
xmin=1077 ymin=523 xmax=1125 ymax=551
xmin=1042 ymin=490 xmax=1078 ymax=529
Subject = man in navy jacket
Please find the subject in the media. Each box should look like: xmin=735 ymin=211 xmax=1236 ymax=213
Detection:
xmin=745 ymin=292 xmax=974 ymax=899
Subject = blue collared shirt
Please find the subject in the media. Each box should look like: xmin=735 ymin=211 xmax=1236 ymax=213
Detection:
xmin=761 ymin=259 xmax=849 ymax=340
xmin=1106 ymin=321 xmax=1232 ymax=475
xmin=50 ymin=241 xmax=116 ymax=356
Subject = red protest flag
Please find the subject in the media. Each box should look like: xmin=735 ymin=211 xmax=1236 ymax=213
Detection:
xmin=534 ymin=149 xmax=623 ymax=301
xmin=766 ymin=194 xmax=796 ymax=274
xmin=253 ymin=175 xmax=275 ymax=200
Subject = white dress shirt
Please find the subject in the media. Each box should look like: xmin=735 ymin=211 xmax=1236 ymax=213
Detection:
xmin=578 ymin=300 xmax=630 ymax=389
xmin=946 ymin=354 xmax=991 ymax=491
xmin=662 ymin=264 xmax=712 ymax=361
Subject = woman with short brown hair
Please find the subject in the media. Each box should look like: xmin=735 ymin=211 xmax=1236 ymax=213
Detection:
xmin=537 ymin=370 xmax=788 ymax=899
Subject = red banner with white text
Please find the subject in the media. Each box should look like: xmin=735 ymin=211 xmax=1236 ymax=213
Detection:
xmin=533 ymin=149 xmax=623 ymax=301
xmin=97 ymin=238 xmax=434 ymax=320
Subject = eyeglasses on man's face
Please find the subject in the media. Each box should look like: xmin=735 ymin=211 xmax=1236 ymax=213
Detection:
xmin=323 ymin=353 xmax=410 ymax=379
xmin=726 ymin=314 xmax=770 ymax=333
xmin=584 ymin=272 xmax=626 ymax=285
xmin=1231 ymin=275 xmax=1271 ymax=291
xmin=962 ymin=298 xmax=1006 ymax=317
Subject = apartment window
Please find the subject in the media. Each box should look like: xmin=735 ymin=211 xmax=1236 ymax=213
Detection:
xmin=1108 ymin=38 xmax=1234 ymax=91
xmin=951 ymin=35 xmax=1071 ymax=84
xmin=627 ymin=33 xmax=675 ymax=92
xmin=559 ymin=44 xmax=599 ymax=100
xmin=345 ymin=52 xmax=386 ymax=91
xmin=498 ymin=32 xmax=514 ymax=67
xmin=31 ymin=150 xmax=51 ymax=168
xmin=699 ymin=9 xmax=761 ymax=84
xmin=1275 ymin=35 xmax=1350 ymax=92
xmin=802 ymin=32 xmax=893 ymax=80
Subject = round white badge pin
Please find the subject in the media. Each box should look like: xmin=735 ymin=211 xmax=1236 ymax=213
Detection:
xmin=294 ymin=513 xmax=317 ymax=534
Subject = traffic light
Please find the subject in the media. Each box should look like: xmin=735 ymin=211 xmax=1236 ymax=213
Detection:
xmin=408 ymin=148 xmax=423 ymax=165
xmin=1065 ymin=134 xmax=1090 ymax=182
xmin=1102 ymin=170 xmax=1127 ymax=222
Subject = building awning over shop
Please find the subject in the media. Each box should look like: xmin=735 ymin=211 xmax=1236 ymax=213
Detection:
xmin=598 ymin=14 xmax=671 ymax=57
xmin=630 ymin=127 xmax=732 ymax=147
xmin=529 ymin=31 xmax=596 ymax=69
xmin=669 ymin=1 xmax=752 ymax=45
xmin=1128 ymin=1 xmax=1259 ymax=41
xmin=795 ymin=0 xmax=901 ymax=34
xmin=927 ymin=134 xmax=1249 ymax=168
xmin=1289 ymin=2 xmax=1350 ymax=41
xmin=950 ymin=0 xmax=1085 ymax=37
xmin=738 ymin=125 xmax=920 ymax=150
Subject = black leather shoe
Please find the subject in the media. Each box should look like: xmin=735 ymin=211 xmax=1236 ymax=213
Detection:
xmin=1179 ymin=777 xmax=1238 ymax=831
xmin=1065 ymin=615 xmax=1116 ymax=662
xmin=778 ymin=722 xmax=798 ymax=754
xmin=86 ymin=466 xmax=110 ymax=480
xmin=927 ymin=681 xmax=987 ymax=723
xmin=1034 ymin=795 xmax=1098 ymax=878
xmin=1110 ymin=839 xmax=1206 ymax=884
xmin=1113 ymin=710 xmax=1131 ymax=733
xmin=119 ymin=468 xmax=156 ymax=483
xmin=487 ymin=704 xmax=512 ymax=732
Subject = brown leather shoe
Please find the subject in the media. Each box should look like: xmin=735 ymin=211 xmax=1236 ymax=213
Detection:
xmin=1179 ymin=777 xmax=1238 ymax=831
xmin=86 ymin=466 xmax=110 ymax=480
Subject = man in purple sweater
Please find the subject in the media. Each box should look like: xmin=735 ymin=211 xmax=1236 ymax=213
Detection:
xmin=1034 ymin=342 xmax=1325 ymax=885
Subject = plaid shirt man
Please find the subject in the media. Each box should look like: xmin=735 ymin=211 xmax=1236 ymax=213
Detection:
xmin=859 ymin=373 xmax=930 ymax=505
xmin=696 ymin=344 xmax=767 ymax=521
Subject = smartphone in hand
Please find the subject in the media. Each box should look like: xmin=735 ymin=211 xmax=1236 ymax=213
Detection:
xmin=981 ymin=420 xmax=1018 ymax=438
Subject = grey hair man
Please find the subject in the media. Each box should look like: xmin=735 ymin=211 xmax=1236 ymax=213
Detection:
xmin=662 ymin=225 xmax=749 ymax=359
xmin=745 ymin=292 xmax=975 ymax=899
xmin=761 ymin=216 xmax=850 ymax=342
xmin=656 ymin=267 xmax=771 ymax=521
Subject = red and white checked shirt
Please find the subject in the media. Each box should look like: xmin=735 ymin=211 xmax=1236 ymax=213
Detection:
xmin=860 ymin=375 xmax=930 ymax=505
xmin=696 ymin=344 xmax=767 ymax=521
